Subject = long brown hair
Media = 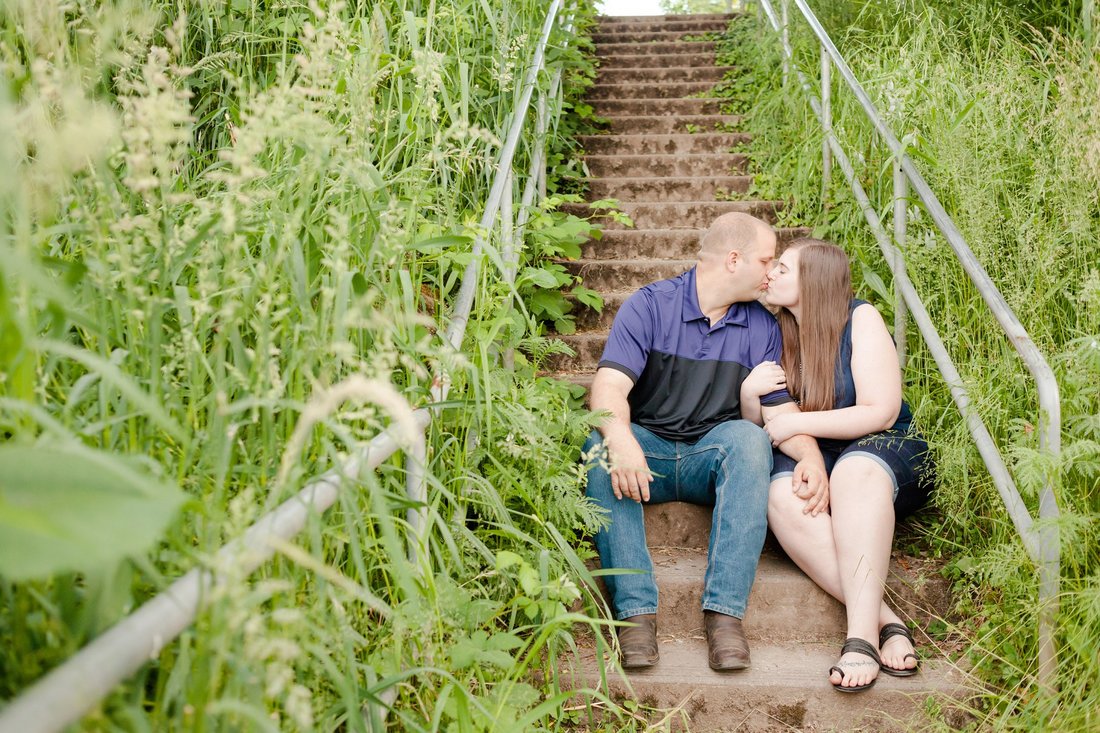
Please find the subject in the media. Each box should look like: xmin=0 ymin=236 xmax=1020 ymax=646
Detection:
xmin=776 ymin=239 xmax=853 ymax=412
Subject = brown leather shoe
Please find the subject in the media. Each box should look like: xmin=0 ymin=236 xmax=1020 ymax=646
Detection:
xmin=704 ymin=611 xmax=751 ymax=671
xmin=618 ymin=613 xmax=659 ymax=669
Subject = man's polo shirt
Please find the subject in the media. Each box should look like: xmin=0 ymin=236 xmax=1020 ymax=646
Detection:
xmin=598 ymin=267 xmax=792 ymax=442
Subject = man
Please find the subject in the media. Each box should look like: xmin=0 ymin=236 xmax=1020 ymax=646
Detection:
xmin=583 ymin=212 xmax=828 ymax=671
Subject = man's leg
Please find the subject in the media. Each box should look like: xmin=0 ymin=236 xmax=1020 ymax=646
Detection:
xmin=678 ymin=420 xmax=771 ymax=669
xmin=582 ymin=424 xmax=679 ymax=620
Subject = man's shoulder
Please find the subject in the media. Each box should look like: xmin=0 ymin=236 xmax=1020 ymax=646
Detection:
xmin=625 ymin=271 xmax=688 ymax=308
xmin=739 ymin=299 xmax=780 ymax=328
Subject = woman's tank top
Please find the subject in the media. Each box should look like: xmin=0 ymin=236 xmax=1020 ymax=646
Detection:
xmin=817 ymin=299 xmax=913 ymax=450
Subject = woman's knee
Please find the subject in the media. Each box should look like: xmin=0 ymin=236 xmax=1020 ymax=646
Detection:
xmin=831 ymin=456 xmax=893 ymax=502
xmin=767 ymin=478 xmax=804 ymax=523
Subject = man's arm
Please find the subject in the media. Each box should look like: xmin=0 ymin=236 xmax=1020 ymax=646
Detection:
xmin=590 ymin=367 xmax=651 ymax=503
xmin=761 ymin=400 xmax=830 ymax=516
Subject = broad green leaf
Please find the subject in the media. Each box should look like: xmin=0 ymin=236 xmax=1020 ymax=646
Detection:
xmin=412 ymin=235 xmax=472 ymax=253
xmin=529 ymin=290 xmax=567 ymax=320
xmin=521 ymin=266 xmax=564 ymax=289
xmin=860 ymin=264 xmax=893 ymax=305
xmin=485 ymin=632 xmax=523 ymax=651
xmin=571 ymin=286 xmax=603 ymax=312
xmin=552 ymin=317 xmax=576 ymax=335
xmin=0 ymin=445 xmax=185 ymax=580
xmin=495 ymin=549 xmax=523 ymax=571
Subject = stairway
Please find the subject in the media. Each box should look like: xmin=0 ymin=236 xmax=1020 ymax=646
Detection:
xmin=556 ymin=13 xmax=969 ymax=731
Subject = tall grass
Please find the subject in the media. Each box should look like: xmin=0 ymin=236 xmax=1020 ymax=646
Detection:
xmin=716 ymin=2 xmax=1100 ymax=728
xmin=0 ymin=0 xmax=649 ymax=729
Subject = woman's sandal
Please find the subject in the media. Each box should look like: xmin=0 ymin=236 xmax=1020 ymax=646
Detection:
xmin=879 ymin=622 xmax=920 ymax=677
xmin=828 ymin=637 xmax=882 ymax=693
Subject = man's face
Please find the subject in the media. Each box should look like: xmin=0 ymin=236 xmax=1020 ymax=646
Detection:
xmin=729 ymin=231 xmax=777 ymax=302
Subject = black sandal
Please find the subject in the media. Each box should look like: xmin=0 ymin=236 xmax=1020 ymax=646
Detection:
xmin=828 ymin=637 xmax=881 ymax=693
xmin=879 ymin=622 xmax=920 ymax=677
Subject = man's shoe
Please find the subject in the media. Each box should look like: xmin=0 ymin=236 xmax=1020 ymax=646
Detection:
xmin=704 ymin=611 xmax=751 ymax=671
xmin=618 ymin=613 xmax=659 ymax=669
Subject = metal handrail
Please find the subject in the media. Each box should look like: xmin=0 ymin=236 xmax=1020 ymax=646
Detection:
xmin=0 ymin=2 xmax=576 ymax=730
xmin=754 ymin=0 xmax=1061 ymax=691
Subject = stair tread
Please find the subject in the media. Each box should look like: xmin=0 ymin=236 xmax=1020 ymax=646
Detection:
xmin=573 ymin=637 xmax=966 ymax=693
xmin=567 ymin=257 xmax=696 ymax=265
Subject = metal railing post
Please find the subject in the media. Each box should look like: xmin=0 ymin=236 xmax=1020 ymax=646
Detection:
xmin=892 ymin=158 xmax=908 ymax=368
xmin=501 ymin=170 xmax=517 ymax=371
xmin=780 ymin=0 xmax=790 ymax=87
xmin=778 ymin=0 xmax=787 ymax=85
xmin=820 ymin=42 xmax=832 ymax=198
xmin=406 ymin=428 xmax=428 ymax=566
xmin=537 ymin=94 xmax=549 ymax=201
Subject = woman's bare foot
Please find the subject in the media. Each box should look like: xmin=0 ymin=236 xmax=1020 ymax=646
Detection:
xmin=879 ymin=622 xmax=919 ymax=675
xmin=829 ymin=638 xmax=881 ymax=691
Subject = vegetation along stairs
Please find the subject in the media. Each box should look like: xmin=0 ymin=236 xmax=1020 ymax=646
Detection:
xmin=552 ymin=13 xmax=969 ymax=731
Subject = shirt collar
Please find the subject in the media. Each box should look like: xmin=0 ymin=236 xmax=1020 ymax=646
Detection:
xmin=681 ymin=266 xmax=750 ymax=328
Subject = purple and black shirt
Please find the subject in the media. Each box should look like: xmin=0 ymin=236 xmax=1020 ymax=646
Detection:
xmin=597 ymin=267 xmax=792 ymax=442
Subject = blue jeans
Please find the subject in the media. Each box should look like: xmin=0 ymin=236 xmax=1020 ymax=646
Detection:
xmin=582 ymin=421 xmax=772 ymax=621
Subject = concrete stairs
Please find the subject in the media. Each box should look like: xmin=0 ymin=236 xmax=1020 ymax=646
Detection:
xmin=553 ymin=13 xmax=969 ymax=731
xmin=565 ymin=504 xmax=968 ymax=731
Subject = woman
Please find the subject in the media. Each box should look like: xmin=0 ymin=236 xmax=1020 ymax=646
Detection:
xmin=741 ymin=238 xmax=934 ymax=692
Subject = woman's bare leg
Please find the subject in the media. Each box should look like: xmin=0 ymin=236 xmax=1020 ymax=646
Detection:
xmin=824 ymin=457 xmax=897 ymax=687
xmin=767 ymin=477 xmax=912 ymax=637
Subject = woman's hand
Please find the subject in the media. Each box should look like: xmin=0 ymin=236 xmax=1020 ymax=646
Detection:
xmin=763 ymin=412 xmax=804 ymax=446
xmin=743 ymin=361 xmax=787 ymax=399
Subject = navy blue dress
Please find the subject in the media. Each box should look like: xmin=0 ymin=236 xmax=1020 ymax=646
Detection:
xmin=771 ymin=300 xmax=934 ymax=519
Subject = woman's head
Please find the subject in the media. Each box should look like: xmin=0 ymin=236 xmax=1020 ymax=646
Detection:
xmin=764 ymin=238 xmax=853 ymax=314
xmin=767 ymin=239 xmax=854 ymax=412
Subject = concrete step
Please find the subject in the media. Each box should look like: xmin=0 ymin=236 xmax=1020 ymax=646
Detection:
xmin=564 ymin=636 xmax=969 ymax=732
xmin=561 ymin=200 xmax=781 ymax=230
xmin=597 ymin=52 xmax=716 ymax=69
xmin=645 ymin=548 xmax=848 ymax=640
xmin=642 ymin=504 xmax=952 ymax=628
xmin=586 ymin=175 xmax=752 ymax=202
xmin=588 ymin=80 xmax=717 ymax=100
xmin=544 ymin=332 xmax=609 ymax=372
xmin=578 ymin=226 xmax=810 ymax=260
xmin=644 ymin=546 xmax=953 ymax=641
xmin=565 ymin=257 xmax=694 ymax=292
xmin=596 ymin=41 xmax=717 ymax=57
xmin=577 ymin=132 xmax=749 ymax=156
xmin=591 ymin=97 xmax=724 ymax=117
xmin=596 ymin=66 xmax=733 ymax=84
xmin=568 ymin=290 xmax=631 ymax=331
xmin=597 ymin=114 xmax=741 ymax=134
xmin=597 ymin=13 xmax=737 ymax=27
xmin=591 ymin=30 xmax=721 ymax=45
xmin=585 ymin=153 xmax=747 ymax=178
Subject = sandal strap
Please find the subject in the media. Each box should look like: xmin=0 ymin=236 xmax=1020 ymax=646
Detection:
xmin=879 ymin=622 xmax=915 ymax=646
xmin=840 ymin=637 xmax=882 ymax=666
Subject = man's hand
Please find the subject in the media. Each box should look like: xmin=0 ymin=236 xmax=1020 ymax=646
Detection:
xmin=607 ymin=434 xmax=652 ymax=503
xmin=792 ymin=457 xmax=829 ymax=516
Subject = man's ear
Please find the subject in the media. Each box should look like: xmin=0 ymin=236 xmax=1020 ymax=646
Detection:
xmin=726 ymin=248 xmax=741 ymax=271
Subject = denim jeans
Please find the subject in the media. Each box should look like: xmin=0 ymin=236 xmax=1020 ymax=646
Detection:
xmin=582 ymin=420 xmax=772 ymax=621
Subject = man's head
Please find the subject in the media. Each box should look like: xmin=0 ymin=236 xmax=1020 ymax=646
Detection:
xmin=696 ymin=212 xmax=777 ymax=305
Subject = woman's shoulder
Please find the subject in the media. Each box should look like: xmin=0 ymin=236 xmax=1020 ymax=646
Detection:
xmin=850 ymin=299 xmax=881 ymax=320
xmin=850 ymin=300 xmax=890 ymax=336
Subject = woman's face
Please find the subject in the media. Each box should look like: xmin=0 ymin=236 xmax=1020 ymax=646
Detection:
xmin=764 ymin=247 xmax=800 ymax=309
